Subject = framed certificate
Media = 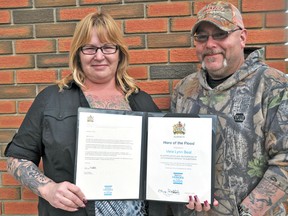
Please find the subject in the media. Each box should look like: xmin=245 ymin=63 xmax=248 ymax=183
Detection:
xmin=146 ymin=113 xmax=216 ymax=203
xmin=75 ymin=108 xmax=216 ymax=204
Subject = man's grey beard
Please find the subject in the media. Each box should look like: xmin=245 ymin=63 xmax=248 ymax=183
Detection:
xmin=201 ymin=58 xmax=227 ymax=70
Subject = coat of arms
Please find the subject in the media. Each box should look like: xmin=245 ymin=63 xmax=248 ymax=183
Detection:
xmin=173 ymin=121 xmax=185 ymax=135
xmin=87 ymin=115 xmax=94 ymax=122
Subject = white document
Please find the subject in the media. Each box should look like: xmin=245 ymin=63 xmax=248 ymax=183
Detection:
xmin=75 ymin=108 xmax=215 ymax=203
xmin=146 ymin=117 xmax=213 ymax=203
xmin=75 ymin=110 xmax=143 ymax=200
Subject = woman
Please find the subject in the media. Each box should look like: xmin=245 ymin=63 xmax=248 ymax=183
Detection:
xmin=5 ymin=12 xmax=160 ymax=216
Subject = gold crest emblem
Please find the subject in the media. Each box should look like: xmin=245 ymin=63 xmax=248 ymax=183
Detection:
xmin=173 ymin=121 xmax=185 ymax=135
xmin=87 ymin=115 xmax=94 ymax=122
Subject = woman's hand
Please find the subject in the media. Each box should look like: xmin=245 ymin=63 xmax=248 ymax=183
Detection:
xmin=40 ymin=181 xmax=87 ymax=212
xmin=186 ymin=195 xmax=218 ymax=212
xmin=7 ymin=157 xmax=87 ymax=212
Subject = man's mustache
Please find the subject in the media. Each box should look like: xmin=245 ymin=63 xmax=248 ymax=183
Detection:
xmin=202 ymin=50 xmax=224 ymax=58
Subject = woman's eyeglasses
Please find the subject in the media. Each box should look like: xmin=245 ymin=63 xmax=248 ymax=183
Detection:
xmin=193 ymin=28 xmax=242 ymax=43
xmin=81 ymin=45 xmax=118 ymax=55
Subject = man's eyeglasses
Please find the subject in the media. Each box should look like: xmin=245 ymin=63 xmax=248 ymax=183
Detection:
xmin=193 ymin=28 xmax=242 ymax=43
xmin=81 ymin=45 xmax=118 ymax=55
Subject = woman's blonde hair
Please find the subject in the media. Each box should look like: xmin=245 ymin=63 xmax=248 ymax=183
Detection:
xmin=57 ymin=12 xmax=138 ymax=99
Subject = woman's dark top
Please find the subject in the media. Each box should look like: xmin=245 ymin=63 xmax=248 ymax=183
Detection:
xmin=5 ymin=82 xmax=161 ymax=216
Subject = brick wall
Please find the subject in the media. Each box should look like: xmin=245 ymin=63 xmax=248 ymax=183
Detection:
xmin=0 ymin=0 xmax=287 ymax=215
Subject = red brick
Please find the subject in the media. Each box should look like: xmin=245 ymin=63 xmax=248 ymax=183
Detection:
xmin=0 ymin=26 xmax=33 ymax=39
xmin=148 ymin=2 xmax=191 ymax=17
xmin=0 ymin=0 xmax=32 ymax=8
xmin=266 ymin=12 xmax=288 ymax=27
xmin=102 ymin=4 xmax=144 ymax=19
xmin=57 ymin=7 xmax=97 ymax=21
xmin=18 ymin=100 xmax=33 ymax=114
xmin=58 ymin=38 xmax=72 ymax=52
xmin=80 ymin=0 xmax=121 ymax=4
xmin=0 ymin=101 xmax=16 ymax=114
xmin=0 ymin=160 xmax=7 ymax=171
xmin=124 ymin=36 xmax=145 ymax=48
xmin=0 ymin=85 xmax=36 ymax=99
xmin=0 ymin=41 xmax=12 ymax=54
xmin=266 ymin=61 xmax=287 ymax=74
xmin=136 ymin=80 xmax=169 ymax=94
xmin=36 ymin=23 xmax=76 ymax=38
xmin=60 ymin=69 xmax=72 ymax=78
xmin=129 ymin=49 xmax=168 ymax=64
xmin=0 ymin=10 xmax=11 ymax=23
xmin=2 ymin=173 xmax=21 ymax=186
xmin=246 ymin=29 xmax=286 ymax=45
xmin=16 ymin=69 xmax=57 ymax=84
xmin=266 ymin=45 xmax=288 ymax=59
xmin=0 ymin=130 xmax=16 ymax=143
xmin=0 ymin=188 xmax=20 ymax=200
xmin=153 ymin=96 xmax=171 ymax=110
xmin=0 ymin=116 xmax=24 ymax=129
xmin=22 ymin=188 xmax=38 ymax=200
xmin=0 ymin=71 xmax=14 ymax=84
xmin=13 ymin=9 xmax=54 ymax=24
xmin=15 ymin=39 xmax=56 ymax=54
xmin=127 ymin=66 xmax=148 ymax=80
xmin=242 ymin=0 xmax=285 ymax=12
xmin=125 ymin=18 xmax=168 ymax=33
xmin=242 ymin=13 xmax=263 ymax=28
xmin=37 ymin=54 xmax=69 ymax=68
xmin=0 ymin=55 xmax=34 ymax=69
xmin=170 ymin=48 xmax=198 ymax=63
xmin=171 ymin=17 xmax=196 ymax=32
xmin=35 ymin=0 xmax=76 ymax=7
xmin=4 ymin=201 xmax=38 ymax=215
xmin=147 ymin=33 xmax=191 ymax=48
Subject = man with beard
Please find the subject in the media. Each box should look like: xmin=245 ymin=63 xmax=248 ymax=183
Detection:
xmin=170 ymin=1 xmax=288 ymax=216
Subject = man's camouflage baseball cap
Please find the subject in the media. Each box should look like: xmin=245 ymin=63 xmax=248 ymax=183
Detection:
xmin=192 ymin=1 xmax=244 ymax=35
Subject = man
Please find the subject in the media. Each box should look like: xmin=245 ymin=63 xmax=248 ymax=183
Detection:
xmin=171 ymin=1 xmax=288 ymax=216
